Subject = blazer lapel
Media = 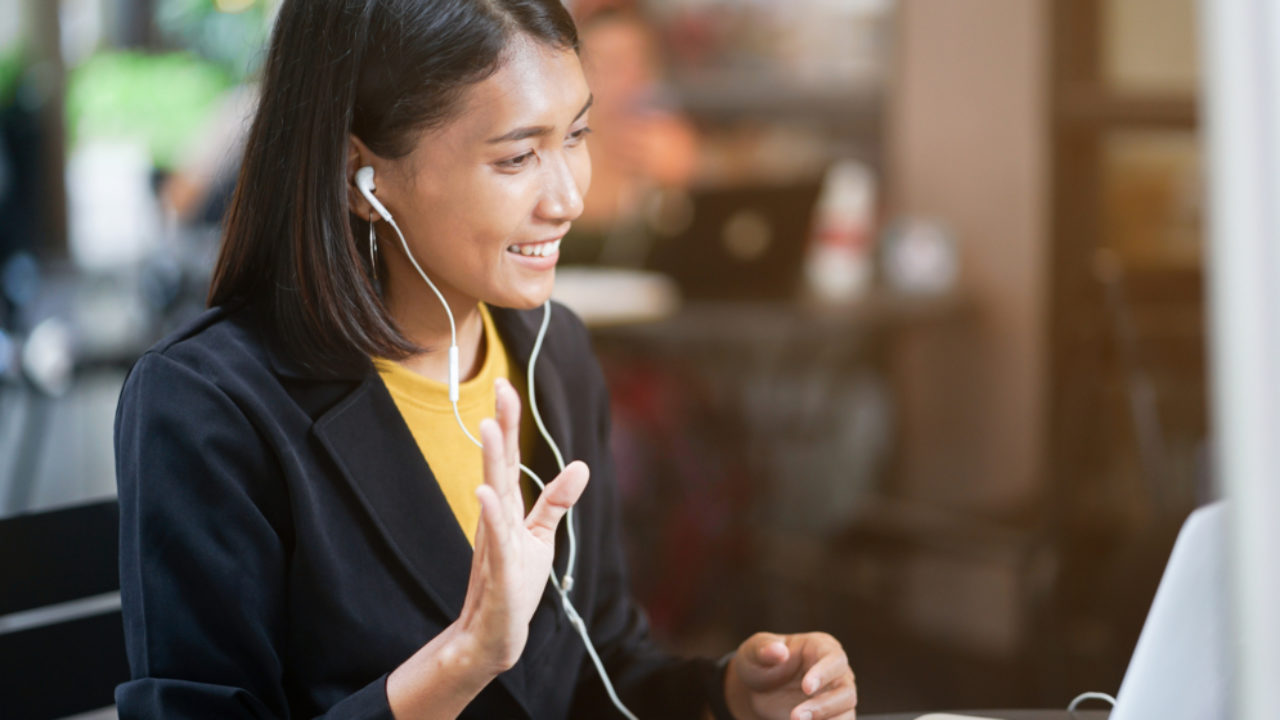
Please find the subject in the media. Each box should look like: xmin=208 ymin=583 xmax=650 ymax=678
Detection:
xmin=312 ymin=376 xmax=473 ymax=618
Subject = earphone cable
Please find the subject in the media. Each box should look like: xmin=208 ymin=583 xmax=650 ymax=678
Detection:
xmin=527 ymin=301 xmax=577 ymax=590
xmin=380 ymin=211 xmax=457 ymax=347
xmin=1067 ymin=691 xmax=1117 ymax=711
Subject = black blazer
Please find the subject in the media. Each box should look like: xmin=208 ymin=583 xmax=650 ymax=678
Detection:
xmin=114 ymin=302 xmax=720 ymax=719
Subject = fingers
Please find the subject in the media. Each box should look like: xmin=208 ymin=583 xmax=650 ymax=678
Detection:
xmin=801 ymin=645 xmax=851 ymax=696
xmin=479 ymin=417 xmax=520 ymax=523
xmin=494 ymin=378 xmax=520 ymax=467
xmin=752 ymin=634 xmax=790 ymax=666
xmin=793 ymin=634 xmax=856 ymax=720
xmin=474 ymin=483 xmax=508 ymax=575
xmin=494 ymin=379 xmax=526 ymax=517
xmin=791 ymin=681 xmax=857 ymax=720
xmin=525 ymin=461 xmax=589 ymax=544
xmin=735 ymin=632 xmax=801 ymax=690
xmin=479 ymin=417 xmax=505 ymax=487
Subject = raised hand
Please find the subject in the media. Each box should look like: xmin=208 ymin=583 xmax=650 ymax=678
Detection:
xmin=456 ymin=377 xmax=589 ymax=673
xmin=385 ymin=379 xmax=589 ymax=718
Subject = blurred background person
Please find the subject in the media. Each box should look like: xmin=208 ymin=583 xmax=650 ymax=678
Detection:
xmin=560 ymin=0 xmax=698 ymax=266
xmin=158 ymin=81 xmax=255 ymax=227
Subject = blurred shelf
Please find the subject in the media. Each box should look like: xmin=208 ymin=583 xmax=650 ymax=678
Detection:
xmin=591 ymin=290 xmax=969 ymax=348
xmin=552 ymin=267 xmax=681 ymax=327
xmin=671 ymin=74 xmax=884 ymax=132
xmin=1060 ymin=90 xmax=1199 ymax=128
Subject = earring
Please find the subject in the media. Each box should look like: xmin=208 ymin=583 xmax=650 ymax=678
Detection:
xmin=368 ymin=212 xmax=382 ymax=295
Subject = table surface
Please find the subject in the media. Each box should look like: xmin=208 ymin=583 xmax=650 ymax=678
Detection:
xmin=863 ymin=711 xmax=1110 ymax=720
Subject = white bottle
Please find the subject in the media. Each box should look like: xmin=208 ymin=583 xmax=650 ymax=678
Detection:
xmin=805 ymin=159 xmax=876 ymax=302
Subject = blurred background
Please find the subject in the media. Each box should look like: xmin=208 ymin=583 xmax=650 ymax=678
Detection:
xmin=0 ymin=0 xmax=1213 ymax=716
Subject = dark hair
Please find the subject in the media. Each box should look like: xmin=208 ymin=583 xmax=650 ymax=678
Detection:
xmin=207 ymin=0 xmax=580 ymax=375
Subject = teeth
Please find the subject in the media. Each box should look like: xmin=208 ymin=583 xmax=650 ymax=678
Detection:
xmin=507 ymin=239 xmax=561 ymax=258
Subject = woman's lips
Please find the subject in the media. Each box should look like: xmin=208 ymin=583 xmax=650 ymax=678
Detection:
xmin=505 ymin=238 xmax=562 ymax=258
xmin=505 ymin=238 xmax=562 ymax=269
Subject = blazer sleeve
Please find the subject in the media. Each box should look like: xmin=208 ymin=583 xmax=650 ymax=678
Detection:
xmin=114 ymin=352 xmax=393 ymax=720
xmin=566 ymin=349 xmax=724 ymax=720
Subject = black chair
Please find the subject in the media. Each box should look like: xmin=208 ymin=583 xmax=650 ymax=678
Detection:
xmin=0 ymin=500 xmax=128 ymax=718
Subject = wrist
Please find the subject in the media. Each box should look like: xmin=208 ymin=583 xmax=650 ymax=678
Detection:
xmin=436 ymin=622 xmax=507 ymax=684
xmin=386 ymin=622 xmax=500 ymax=719
xmin=721 ymin=652 xmax=757 ymax=720
xmin=705 ymin=651 xmax=740 ymax=720
xmin=453 ymin=610 xmax=525 ymax=675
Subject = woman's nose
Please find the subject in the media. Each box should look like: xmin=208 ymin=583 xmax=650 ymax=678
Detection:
xmin=536 ymin=154 xmax=585 ymax=223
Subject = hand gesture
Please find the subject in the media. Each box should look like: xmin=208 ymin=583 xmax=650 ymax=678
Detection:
xmin=456 ymin=377 xmax=589 ymax=673
xmin=725 ymin=632 xmax=857 ymax=720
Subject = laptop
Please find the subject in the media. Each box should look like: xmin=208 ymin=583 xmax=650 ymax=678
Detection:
xmin=1110 ymin=501 xmax=1231 ymax=720
xmin=642 ymin=180 xmax=823 ymax=302
xmin=916 ymin=502 xmax=1232 ymax=720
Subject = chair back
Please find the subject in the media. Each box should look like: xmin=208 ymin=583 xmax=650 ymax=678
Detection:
xmin=0 ymin=500 xmax=127 ymax=719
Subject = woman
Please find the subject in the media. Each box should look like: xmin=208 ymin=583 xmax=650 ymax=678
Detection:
xmin=114 ymin=1 xmax=857 ymax=718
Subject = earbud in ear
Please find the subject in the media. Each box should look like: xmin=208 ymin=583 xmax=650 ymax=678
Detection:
xmin=355 ymin=165 xmax=391 ymax=223
xmin=355 ymin=166 xmax=376 ymax=195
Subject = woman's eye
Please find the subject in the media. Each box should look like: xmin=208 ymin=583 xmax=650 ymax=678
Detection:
xmin=568 ymin=126 xmax=593 ymax=144
xmin=498 ymin=151 xmax=535 ymax=170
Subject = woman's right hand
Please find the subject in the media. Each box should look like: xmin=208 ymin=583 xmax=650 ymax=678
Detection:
xmin=457 ymin=376 xmax=590 ymax=673
xmin=386 ymin=378 xmax=588 ymax=718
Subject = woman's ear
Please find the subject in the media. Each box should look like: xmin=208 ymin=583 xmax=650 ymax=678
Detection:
xmin=347 ymin=134 xmax=379 ymax=219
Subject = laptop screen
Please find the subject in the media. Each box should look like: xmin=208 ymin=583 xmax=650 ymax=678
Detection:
xmin=1111 ymin=502 xmax=1232 ymax=720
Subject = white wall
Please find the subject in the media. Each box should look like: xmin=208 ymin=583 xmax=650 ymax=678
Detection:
xmin=1201 ymin=1 xmax=1280 ymax=716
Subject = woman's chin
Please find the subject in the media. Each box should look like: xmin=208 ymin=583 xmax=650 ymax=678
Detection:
xmin=490 ymin=275 xmax=556 ymax=310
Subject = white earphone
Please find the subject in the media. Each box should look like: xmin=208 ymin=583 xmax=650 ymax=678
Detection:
xmin=356 ymin=165 xmax=460 ymax=402
xmin=354 ymin=166 xmax=638 ymax=719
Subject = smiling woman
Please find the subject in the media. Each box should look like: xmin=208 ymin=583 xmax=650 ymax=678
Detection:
xmin=345 ymin=35 xmax=594 ymax=378
xmin=205 ymin=0 xmax=593 ymax=378
xmin=114 ymin=1 xmax=857 ymax=719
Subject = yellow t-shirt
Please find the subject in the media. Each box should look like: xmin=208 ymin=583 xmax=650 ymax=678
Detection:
xmin=374 ymin=303 xmax=533 ymax=547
